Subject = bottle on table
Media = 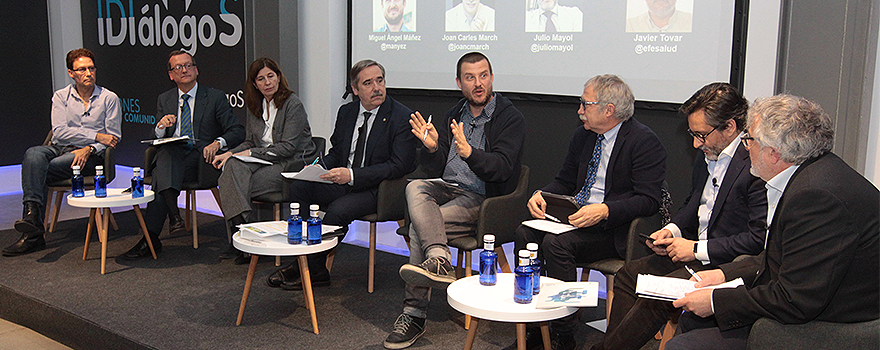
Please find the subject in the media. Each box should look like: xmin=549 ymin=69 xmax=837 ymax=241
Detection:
xmin=94 ymin=165 xmax=107 ymax=198
xmin=514 ymin=249 xmax=534 ymax=304
xmin=131 ymin=167 xmax=144 ymax=198
xmin=71 ymin=165 xmax=84 ymax=198
xmin=306 ymin=204 xmax=322 ymax=245
xmin=479 ymin=234 xmax=497 ymax=286
xmin=527 ymin=242 xmax=541 ymax=295
xmin=288 ymin=203 xmax=303 ymax=244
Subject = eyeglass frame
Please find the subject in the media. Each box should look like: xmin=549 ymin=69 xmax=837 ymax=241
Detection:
xmin=71 ymin=66 xmax=97 ymax=74
xmin=169 ymin=63 xmax=197 ymax=72
xmin=740 ymin=133 xmax=755 ymax=148
xmin=687 ymin=126 xmax=718 ymax=143
xmin=579 ymin=98 xmax=600 ymax=109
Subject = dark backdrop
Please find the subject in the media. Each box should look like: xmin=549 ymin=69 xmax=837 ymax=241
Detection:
xmin=0 ymin=2 xmax=53 ymax=166
xmin=391 ymin=89 xmax=697 ymax=214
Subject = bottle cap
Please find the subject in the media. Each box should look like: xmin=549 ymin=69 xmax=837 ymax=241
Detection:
xmin=72 ymin=165 xmax=80 ymax=170
xmin=519 ymin=250 xmax=530 ymax=258
xmin=133 ymin=167 xmax=141 ymax=173
xmin=527 ymin=242 xmax=538 ymax=251
xmin=96 ymin=165 xmax=103 ymax=170
xmin=483 ymin=234 xmax=495 ymax=243
xmin=309 ymin=204 xmax=319 ymax=211
xmin=290 ymin=202 xmax=300 ymax=209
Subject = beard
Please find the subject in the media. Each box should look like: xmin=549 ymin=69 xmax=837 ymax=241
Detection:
xmin=385 ymin=9 xmax=403 ymax=25
xmin=465 ymin=87 xmax=492 ymax=107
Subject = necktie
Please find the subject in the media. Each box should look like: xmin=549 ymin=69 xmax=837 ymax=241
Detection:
xmin=180 ymin=94 xmax=194 ymax=148
xmin=574 ymin=134 xmax=604 ymax=206
xmin=352 ymin=111 xmax=372 ymax=168
xmin=544 ymin=11 xmax=557 ymax=33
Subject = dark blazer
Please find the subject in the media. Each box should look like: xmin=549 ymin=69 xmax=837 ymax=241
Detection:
xmin=156 ymin=85 xmax=245 ymax=151
xmin=229 ymin=94 xmax=317 ymax=172
xmin=714 ymin=152 xmax=879 ymax=330
xmin=540 ymin=118 xmax=666 ymax=257
xmin=673 ymin=143 xmax=767 ymax=265
xmin=420 ymin=93 xmax=525 ymax=198
xmin=324 ymin=96 xmax=417 ymax=191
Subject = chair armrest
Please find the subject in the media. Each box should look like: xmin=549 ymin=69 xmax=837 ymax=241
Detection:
xmin=375 ymin=177 xmax=409 ymax=222
xmin=625 ymin=214 xmax=660 ymax=262
xmin=103 ymin=147 xmax=116 ymax=183
xmin=475 ymin=166 xmax=530 ymax=246
xmin=747 ymin=317 xmax=880 ymax=350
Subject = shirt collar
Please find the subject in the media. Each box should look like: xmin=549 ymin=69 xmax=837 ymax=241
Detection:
xmin=765 ymin=164 xmax=800 ymax=194
xmin=600 ymin=120 xmax=623 ymax=144
xmin=705 ymin=133 xmax=742 ymax=165
xmin=459 ymin=92 xmax=498 ymax=122
xmin=67 ymin=84 xmax=101 ymax=103
xmin=179 ymin=83 xmax=198 ymax=99
xmin=358 ymin=102 xmax=381 ymax=117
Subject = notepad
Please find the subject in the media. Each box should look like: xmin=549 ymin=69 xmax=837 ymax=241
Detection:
xmin=282 ymin=164 xmax=332 ymax=183
xmin=635 ymin=274 xmax=744 ymax=301
xmin=140 ymin=136 xmax=197 ymax=145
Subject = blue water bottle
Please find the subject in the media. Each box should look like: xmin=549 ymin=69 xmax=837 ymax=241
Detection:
xmin=287 ymin=203 xmax=303 ymax=244
xmin=514 ymin=250 xmax=534 ymax=304
xmin=306 ymin=204 xmax=322 ymax=245
xmin=527 ymin=242 xmax=541 ymax=295
xmin=71 ymin=165 xmax=85 ymax=198
xmin=131 ymin=167 xmax=144 ymax=198
xmin=94 ymin=165 xmax=107 ymax=198
xmin=479 ymin=234 xmax=497 ymax=286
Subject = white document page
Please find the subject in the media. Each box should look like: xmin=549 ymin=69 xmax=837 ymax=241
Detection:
xmin=232 ymin=155 xmax=272 ymax=165
xmin=282 ymin=164 xmax=332 ymax=184
xmin=636 ymin=274 xmax=744 ymax=301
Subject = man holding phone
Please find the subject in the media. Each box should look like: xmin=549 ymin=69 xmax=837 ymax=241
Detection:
xmin=590 ymin=83 xmax=768 ymax=350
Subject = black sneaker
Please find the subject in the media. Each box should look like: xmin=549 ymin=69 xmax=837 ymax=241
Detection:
xmin=399 ymin=256 xmax=456 ymax=289
xmin=384 ymin=314 xmax=426 ymax=349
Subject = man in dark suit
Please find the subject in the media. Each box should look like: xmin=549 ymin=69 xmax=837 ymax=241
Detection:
xmin=266 ymin=59 xmax=417 ymax=290
xmin=669 ymin=95 xmax=879 ymax=350
xmin=122 ymin=50 xmax=244 ymax=259
xmin=591 ymin=83 xmax=767 ymax=350
xmin=511 ymin=74 xmax=666 ymax=349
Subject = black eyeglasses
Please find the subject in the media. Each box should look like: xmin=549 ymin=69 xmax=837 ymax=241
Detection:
xmin=579 ymin=98 xmax=600 ymax=109
xmin=169 ymin=63 xmax=196 ymax=72
xmin=687 ymin=126 xmax=717 ymax=143
xmin=72 ymin=66 xmax=97 ymax=74
xmin=740 ymin=133 xmax=755 ymax=147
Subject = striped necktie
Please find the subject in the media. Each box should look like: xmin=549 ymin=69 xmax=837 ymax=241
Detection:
xmin=180 ymin=94 xmax=194 ymax=148
xmin=574 ymin=134 xmax=604 ymax=206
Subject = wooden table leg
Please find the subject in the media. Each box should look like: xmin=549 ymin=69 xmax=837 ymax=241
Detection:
xmin=236 ymin=254 xmax=260 ymax=325
xmin=93 ymin=208 xmax=107 ymax=274
xmin=298 ymin=255 xmax=319 ymax=334
xmin=464 ymin=317 xmax=480 ymax=350
xmin=540 ymin=322 xmax=551 ymax=350
xmin=83 ymin=209 xmax=96 ymax=260
xmin=132 ymin=205 xmax=157 ymax=259
xmin=516 ymin=323 xmax=528 ymax=350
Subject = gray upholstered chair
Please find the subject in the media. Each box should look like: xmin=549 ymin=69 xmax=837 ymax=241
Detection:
xmin=746 ymin=317 xmax=880 ymax=350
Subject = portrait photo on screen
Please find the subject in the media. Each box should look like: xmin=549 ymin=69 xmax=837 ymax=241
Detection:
xmin=625 ymin=0 xmax=693 ymax=33
xmin=525 ymin=0 xmax=584 ymax=33
xmin=374 ymin=0 xmax=417 ymax=32
xmin=445 ymin=0 xmax=495 ymax=32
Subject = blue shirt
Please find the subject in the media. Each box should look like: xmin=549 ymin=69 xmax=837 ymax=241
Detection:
xmin=442 ymin=93 xmax=497 ymax=195
xmin=50 ymin=84 xmax=122 ymax=153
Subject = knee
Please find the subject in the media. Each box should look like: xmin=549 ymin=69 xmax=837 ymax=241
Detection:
xmin=23 ymin=146 xmax=49 ymax=164
xmin=404 ymin=180 xmax=428 ymax=202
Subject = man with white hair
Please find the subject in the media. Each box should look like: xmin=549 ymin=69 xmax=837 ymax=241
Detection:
xmin=669 ymin=95 xmax=879 ymax=350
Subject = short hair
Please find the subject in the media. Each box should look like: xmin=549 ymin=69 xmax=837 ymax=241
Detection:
xmin=680 ymin=82 xmax=749 ymax=132
xmin=456 ymin=52 xmax=493 ymax=79
xmin=585 ymin=74 xmax=635 ymax=121
xmin=66 ymin=48 xmax=95 ymax=70
xmin=349 ymin=59 xmax=385 ymax=86
xmin=167 ymin=50 xmax=195 ymax=71
xmin=748 ymin=94 xmax=834 ymax=164
xmin=244 ymin=57 xmax=293 ymax=117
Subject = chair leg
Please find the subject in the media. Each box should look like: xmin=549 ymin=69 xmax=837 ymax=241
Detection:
xmin=658 ymin=311 xmax=681 ymax=350
xmin=455 ymin=249 xmax=464 ymax=278
xmin=464 ymin=251 xmax=472 ymax=277
xmin=605 ymin=274 xmax=615 ymax=321
xmin=495 ymin=246 xmax=511 ymax=273
xmin=369 ymin=222 xmax=377 ymax=293
xmin=326 ymin=247 xmax=337 ymax=273
xmin=463 ymin=250 xmax=472 ymax=330
xmin=190 ymin=190 xmax=198 ymax=249
xmin=274 ymin=203 xmax=282 ymax=266
xmin=108 ymin=209 xmax=118 ymax=231
xmin=49 ymin=190 xmax=64 ymax=233
xmin=185 ymin=190 xmax=193 ymax=230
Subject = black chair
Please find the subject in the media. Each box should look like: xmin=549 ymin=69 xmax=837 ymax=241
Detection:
xmin=747 ymin=317 xmax=879 ymax=350
xmin=44 ymin=131 xmax=118 ymax=233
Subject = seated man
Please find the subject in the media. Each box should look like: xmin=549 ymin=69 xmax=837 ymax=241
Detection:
xmin=592 ymin=83 xmax=768 ymax=350
xmin=3 ymin=48 xmax=121 ymax=257
xmin=669 ymin=95 xmax=879 ymax=350
xmin=383 ymin=52 xmax=525 ymax=349
xmin=513 ymin=75 xmax=666 ymax=350
xmin=122 ymin=50 xmax=245 ymax=260
xmin=266 ymin=59 xmax=417 ymax=290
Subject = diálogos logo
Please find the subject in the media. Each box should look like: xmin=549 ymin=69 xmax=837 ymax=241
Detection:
xmin=95 ymin=0 xmax=242 ymax=55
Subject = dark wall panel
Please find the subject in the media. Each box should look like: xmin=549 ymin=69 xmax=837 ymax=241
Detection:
xmin=0 ymin=3 xmax=53 ymax=166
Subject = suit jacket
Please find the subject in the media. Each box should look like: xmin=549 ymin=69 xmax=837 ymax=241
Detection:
xmin=324 ymin=96 xmax=417 ymax=192
xmin=541 ymin=118 xmax=666 ymax=257
xmin=156 ymin=85 xmax=245 ymax=151
xmin=714 ymin=152 xmax=879 ymax=330
xmin=420 ymin=94 xmax=525 ymax=198
xmin=229 ymin=94 xmax=317 ymax=172
xmin=673 ymin=143 xmax=767 ymax=265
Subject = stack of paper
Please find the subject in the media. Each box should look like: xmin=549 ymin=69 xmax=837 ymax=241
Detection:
xmin=536 ymin=282 xmax=599 ymax=308
xmin=238 ymin=221 xmax=288 ymax=238
xmin=635 ymin=274 xmax=744 ymax=301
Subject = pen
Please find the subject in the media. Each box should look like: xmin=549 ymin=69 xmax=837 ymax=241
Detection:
xmin=544 ymin=213 xmax=561 ymax=223
xmin=685 ymin=265 xmax=702 ymax=282
xmin=423 ymin=115 xmax=432 ymax=141
xmin=310 ymin=157 xmax=319 ymax=166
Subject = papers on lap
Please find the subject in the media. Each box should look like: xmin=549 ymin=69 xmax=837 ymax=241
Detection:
xmin=282 ymin=164 xmax=332 ymax=183
xmin=522 ymin=219 xmax=578 ymax=234
xmin=140 ymin=136 xmax=197 ymax=145
xmin=636 ymin=274 xmax=744 ymax=301
xmin=232 ymin=155 xmax=272 ymax=165
xmin=536 ymin=282 xmax=599 ymax=308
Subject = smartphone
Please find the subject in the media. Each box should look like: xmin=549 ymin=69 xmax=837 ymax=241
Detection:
xmin=639 ymin=232 xmax=667 ymax=247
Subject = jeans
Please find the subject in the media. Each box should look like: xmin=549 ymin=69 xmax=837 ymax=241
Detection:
xmin=21 ymin=145 xmax=102 ymax=213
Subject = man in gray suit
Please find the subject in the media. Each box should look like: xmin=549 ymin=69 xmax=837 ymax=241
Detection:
xmin=122 ymin=50 xmax=244 ymax=260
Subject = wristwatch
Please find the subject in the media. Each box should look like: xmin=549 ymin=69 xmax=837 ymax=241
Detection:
xmin=693 ymin=242 xmax=699 ymax=254
xmin=88 ymin=145 xmax=96 ymax=154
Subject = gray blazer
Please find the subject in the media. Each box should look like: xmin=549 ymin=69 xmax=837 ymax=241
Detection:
xmin=230 ymin=94 xmax=317 ymax=172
